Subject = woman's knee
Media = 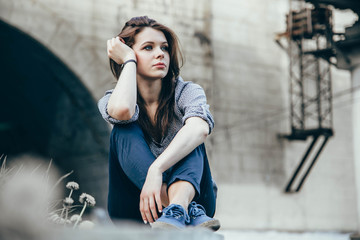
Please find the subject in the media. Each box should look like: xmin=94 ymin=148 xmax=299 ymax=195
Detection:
xmin=110 ymin=122 xmax=156 ymax=190
xmin=111 ymin=122 xmax=144 ymax=139
xmin=110 ymin=122 xmax=149 ymax=157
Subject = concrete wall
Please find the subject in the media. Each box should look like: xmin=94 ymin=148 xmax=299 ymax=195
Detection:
xmin=354 ymin=65 xmax=360 ymax=232
xmin=0 ymin=0 xmax=357 ymax=231
xmin=210 ymin=0 xmax=358 ymax=231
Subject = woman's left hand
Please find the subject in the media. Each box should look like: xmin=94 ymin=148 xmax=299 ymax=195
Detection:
xmin=107 ymin=36 xmax=136 ymax=65
xmin=139 ymin=165 xmax=163 ymax=224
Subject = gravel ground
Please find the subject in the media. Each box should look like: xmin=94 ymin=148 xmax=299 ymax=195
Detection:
xmin=217 ymin=230 xmax=353 ymax=240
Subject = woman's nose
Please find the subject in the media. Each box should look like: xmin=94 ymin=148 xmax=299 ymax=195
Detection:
xmin=155 ymin=47 xmax=165 ymax=58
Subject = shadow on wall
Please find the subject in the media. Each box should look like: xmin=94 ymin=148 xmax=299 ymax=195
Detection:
xmin=0 ymin=19 xmax=110 ymax=207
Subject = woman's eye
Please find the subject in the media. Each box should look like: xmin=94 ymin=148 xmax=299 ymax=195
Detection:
xmin=161 ymin=46 xmax=169 ymax=51
xmin=144 ymin=45 xmax=153 ymax=50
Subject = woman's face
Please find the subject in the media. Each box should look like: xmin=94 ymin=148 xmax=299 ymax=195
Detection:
xmin=132 ymin=27 xmax=170 ymax=81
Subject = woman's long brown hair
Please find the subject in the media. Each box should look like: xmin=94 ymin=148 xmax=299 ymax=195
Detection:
xmin=110 ymin=16 xmax=183 ymax=143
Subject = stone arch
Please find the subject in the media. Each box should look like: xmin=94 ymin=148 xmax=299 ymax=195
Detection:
xmin=0 ymin=0 xmax=114 ymax=100
xmin=0 ymin=19 xmax=110 ymax=207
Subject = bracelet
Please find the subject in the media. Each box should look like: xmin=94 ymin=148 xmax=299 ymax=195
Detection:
xmin=121 ymin=59 xmax=137 ymax=68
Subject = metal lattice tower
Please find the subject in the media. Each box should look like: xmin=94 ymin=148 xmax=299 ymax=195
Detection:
xmin=288 ymin=3 xmax=334 ymax=136
xmin=276 ymin=0 xmax=335 ymax=193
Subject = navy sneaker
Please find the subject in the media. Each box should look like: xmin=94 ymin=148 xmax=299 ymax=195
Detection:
xmin=187 ymin=201 xmax=221 ymax=231
xmin=151 ymin=204 xmax=189 ymax=230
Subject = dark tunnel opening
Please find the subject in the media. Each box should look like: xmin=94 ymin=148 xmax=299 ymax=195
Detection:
xmin=0 ymin=19 xmax=110 ymax=207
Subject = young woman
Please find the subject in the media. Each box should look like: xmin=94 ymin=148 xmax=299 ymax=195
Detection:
xmin=98 ymin=16 xmax=220 ymax=230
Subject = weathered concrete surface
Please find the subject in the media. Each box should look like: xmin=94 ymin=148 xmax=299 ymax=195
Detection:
xmin=219 ymin=230 xmax=351 ymax=240
xmin=352 ymin=57 xmax=360 ymax=232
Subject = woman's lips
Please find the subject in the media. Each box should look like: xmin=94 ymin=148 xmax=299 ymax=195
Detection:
xmin=154 ymin=62 xmax=166 ymax=68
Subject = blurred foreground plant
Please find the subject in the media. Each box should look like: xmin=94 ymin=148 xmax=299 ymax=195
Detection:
xmin=0 ymin=154 xmax=96 ymax=235
xmin=0 ymin=154 xmax=60 ymax=239
xmin=73 ymin=193 xmax=96 ymax=228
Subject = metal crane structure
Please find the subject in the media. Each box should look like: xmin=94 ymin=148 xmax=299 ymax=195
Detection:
xmin=277 ymin=0 xmax=360 ymax=193
xmin=276 ymin=0 xmax=336 ymax=193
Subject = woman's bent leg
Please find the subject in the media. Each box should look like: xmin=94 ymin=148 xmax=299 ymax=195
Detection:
xmin=152 ymin=144 xmax=219 ymax=230
xmin=166 ymin=144 xmax=217 ymax=217
xmin=195 ymin=144 xmax=217 ymax=217
xmin=108 ymin=157 xmax=142 ymax=221
xmin=110 ymin=123 xmax=156 ymax=189
xmin=107 ymin=122 xmax=156 ymax=221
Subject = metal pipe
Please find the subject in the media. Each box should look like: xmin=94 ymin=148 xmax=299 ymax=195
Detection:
xmin=285 ymin=135 xmax=319 ymax=192
xmin=296 ymin=135 xmax=330 ymax=191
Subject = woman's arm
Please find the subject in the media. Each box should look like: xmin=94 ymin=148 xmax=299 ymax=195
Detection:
xmin=106 ymin=37 xmax=137 ymax=121
xmin=139 ymin=116 xmax=209 ymax=223
xmin=152 ymin=117 xmax=209 ymax=172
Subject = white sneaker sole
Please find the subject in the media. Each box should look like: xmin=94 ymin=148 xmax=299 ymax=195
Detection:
xmin=151 ymin=221 xmax=182 ymax=230
xmin=198 ymin=219 xmax=221 ymax=231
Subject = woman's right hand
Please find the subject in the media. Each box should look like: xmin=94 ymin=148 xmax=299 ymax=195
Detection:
xmin=107 ymin=37 xmax=136 ymax=64
xmin=139 ymin=165 xmax=163 ymax=224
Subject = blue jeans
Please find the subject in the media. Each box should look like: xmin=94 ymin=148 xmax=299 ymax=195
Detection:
xmin=107 ymin=122 xmax=217 ymax=222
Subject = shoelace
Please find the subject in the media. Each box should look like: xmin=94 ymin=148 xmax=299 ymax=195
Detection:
xmin=163 ymin=205 xmax=190 ymax=223
xmin=189 ymin=202 xmax=206 ymax=218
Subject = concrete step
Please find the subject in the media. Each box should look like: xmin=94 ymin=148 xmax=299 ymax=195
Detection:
xmin=57 ymin=226 xmax=224 ymax=240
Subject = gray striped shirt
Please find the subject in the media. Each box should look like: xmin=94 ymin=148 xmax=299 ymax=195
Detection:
xmin=98 ymin=76 xmax=214 ymax=157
